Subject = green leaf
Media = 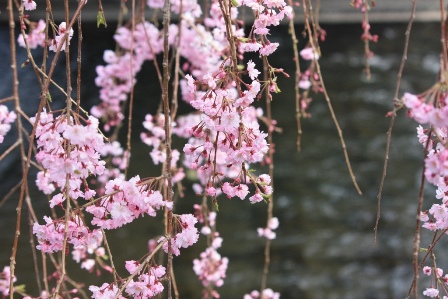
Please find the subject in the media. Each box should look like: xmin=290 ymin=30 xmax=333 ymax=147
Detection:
xmin=15 ymin=284 xmax=26 ymax=293
xmin=231 ymin=0 xmax=239 ymax=7
xmin=275 ymin=84 xmax=281 ymax=93
xmin=97 ymin=11 xmax=107 ymax=28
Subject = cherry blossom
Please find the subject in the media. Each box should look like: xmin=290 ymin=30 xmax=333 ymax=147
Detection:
xmin=193 ymin=246 xmax=229 ymax=289
xmin=23 ymin=0 xmax=36 ymax=10
xmin=0 ymin=266 xmax=16 ymax=296
xmin=89 ymin=283 xmax=125 ymax=299
xmin=300 ymin=47 xmax=319 ymax=61
xmin=49 ymin=22 xmax=74 ymax=52
xmin=244 ymin=288 xmax=280 ymax=299
xmin=423 ymin=287 xmax=439 ymax=298
xmin=125 ymin=265 xmax=166 ymax=298
xmin=17 ymin=19 xmax=46 ymax=49
xmin=258 ymin=217 xmax=279 ymax=240
xmin=159 ymin=214 xmax=199 ymax=256
xmin=31 ymin=111 xmax=106 ymax=201
xmin=0 ymin=105 xmax=16 ymax=143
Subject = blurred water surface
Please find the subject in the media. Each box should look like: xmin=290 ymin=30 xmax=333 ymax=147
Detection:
xmin=0 ymin=22 xmax=443 ymax=298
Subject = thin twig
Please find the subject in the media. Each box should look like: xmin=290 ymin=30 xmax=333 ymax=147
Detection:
xmin=0 ymin=140 xmax=21 ymax=161
xmin=406 ymin=130 xmax=432 ymax=299
xmin=125 ymin=0 xmax=137 ymax=178
xmin=8 ymin=0 xmax=29 ymax=295
xmin=302 ymin=0 xmax=362 ymax=195
xmin=0 ymin=182 xmax=21 ymax=209
xmin=161 ymin=0 xmax=174 ymax=297
xmin=260 ymin=55 xmax=274 ymax=291
xmin=287 ymin=0 xmax=302 ymax=152
xmin=374 ymin=0 xmax=416 ymax=245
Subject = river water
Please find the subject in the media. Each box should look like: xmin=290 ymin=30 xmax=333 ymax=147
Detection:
xmin=0 ymin=21 xmax=443 ymax=298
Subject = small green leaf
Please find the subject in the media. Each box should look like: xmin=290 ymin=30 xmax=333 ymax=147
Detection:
xmin=46 ymin=92 xmax=52 ymax=102
xmin=15 ymin=284 xmax=26 ymax=293
xmin=97 ymin=11 xmax=107 ymax=28
xmin=275 ymin=84 xmax=281 ymax=93
xmin=231 ymin=0 xmax=240 ymax=7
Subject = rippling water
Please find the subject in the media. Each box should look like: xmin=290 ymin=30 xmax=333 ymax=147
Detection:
xmin=0 ymin=22 xmax=443 ymax=298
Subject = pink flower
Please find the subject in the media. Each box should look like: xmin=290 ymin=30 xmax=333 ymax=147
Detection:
xmin=49 ymin=22 xmax=74 ymax=52
xmin=299 ymin=79 xmax=312 ymax=90
xmin=0 ymin=105 xmax=16 ymax=143
xmin=300 ymin=47 xmax=319 ymax=60
xmin=423 ymin=287 xmax=439 ymax=298
xmin=235 ymin=184 xmax=249 ymax=199
xmin=240 ymin=41 xmax=262 ymax=53
xmin=193 ymin=247 xmax=229 ymax=290
xmin=125 ymin=260 xmax=140 ymax=274
xmin=185 ymin=74 xmax=196 ymax=93
xmin=206 ymin=186 xmax=217 ymax=196
xmin=249 ymin=193 xmax=263 ymax=203
xmin=81 ymin=259 xmax=95 ymax=271
xmin=23 ymin=0 xmax=36 ymax=10
xmin=268 ymin=217 xmax=279 ymax=230
xmin=259 ymin=42 xmax=279 ymax=56
xmin=247 ymin=60 xmax=260 ymax=80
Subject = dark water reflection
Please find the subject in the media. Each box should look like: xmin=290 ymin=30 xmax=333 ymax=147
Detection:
xmin=0 ymin=22 xmax=443 ymax=298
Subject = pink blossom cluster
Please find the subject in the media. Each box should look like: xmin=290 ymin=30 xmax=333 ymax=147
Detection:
xmin=422 ymin=266 xmax=443 ymax=278
xmin=17 ymin=19 xmax=46 ymax=49
xmin=89 ymin=283 xmax=125 ymax=299
xmin=350 ymin=0 xmax=377 ymax=59
xmin=72 ymin=235 xmax=111 ymax=273
xmin=243 ymin=288 xmax=280 ymax=299
xmin=193 ymin=204 xmax=229 ymax=298
xmin=33 ymin=215 xmax=102 ymax=253
xmin=49 ymin=22 xmax=74 ymax=52
xmin=158 ymin=214 xmax=199 ymax=256
xmin=239 ymin=0 xmax=292 ymax=56
xmin=0 ymin=105 xmax=16 ymax=143
xmin=296 ymin=46 xmax=323 ymax=117
xmin=257 ymin=217 xmax=279 ymax=239
xmin=350 ymin=0 xmax=369 ymax=12
xmin=405 ymin=90 xmax=448 ymax=298
xmin=404 ymin=93 xmax=448 ymax=127
xmin=0 ymin=266 xmax=16 ymax=296
xmin=31 ymin=110 xmax=105 ymax=202
xmin=91 ymin=22 xmax=166 ymax=130
xmin=193 ymin=245 xmax=229 ymax=290
xmin=86 ymin=176 xmax=172 ymax=229
xmin=421 ymin=266 xmax=448 ymax=297
xmin=124 ymin=263 xmax=166 ymax=298
xmin=405 ymin=94 xmax=448 ymax=231
xmin=178 ymin=20 xmax=234 ymax=79
xmin=177 ymin=55 xmax=273 ymax=200
xmin=89 ymin=263 xmax=165 ymax=299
